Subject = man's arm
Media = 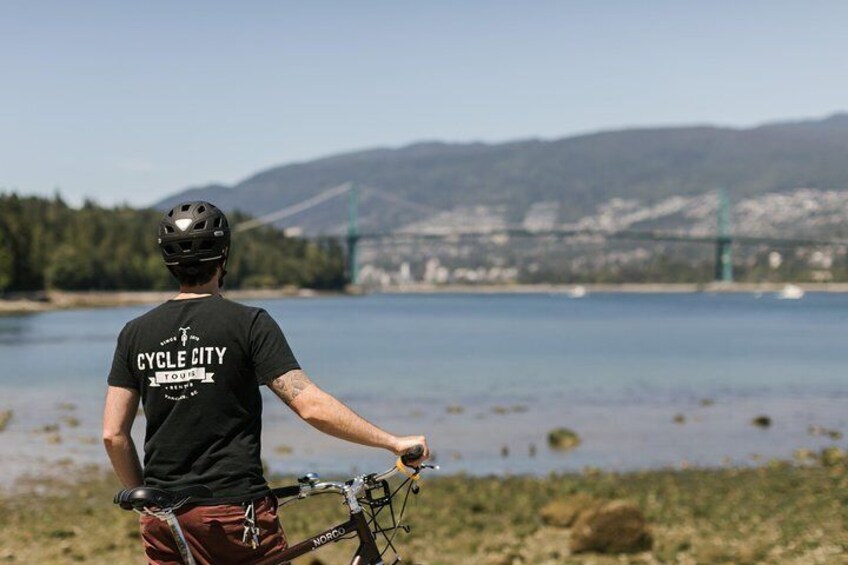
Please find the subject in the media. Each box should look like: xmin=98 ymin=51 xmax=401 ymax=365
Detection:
xmin=268 ymin=370 xmax=429 ymax=464
xmin=102 ymin=386 xmax=143 ymax=488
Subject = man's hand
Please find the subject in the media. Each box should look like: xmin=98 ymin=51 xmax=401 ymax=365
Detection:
xmin=392 ymin=435 xmax=430 ymax=466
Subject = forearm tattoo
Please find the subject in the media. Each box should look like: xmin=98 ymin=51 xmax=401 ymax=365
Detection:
xmin=271 ymin=370 xmax=313 ymax=405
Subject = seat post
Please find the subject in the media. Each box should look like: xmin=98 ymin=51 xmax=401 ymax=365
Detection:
xmin=163 ymin=511 xmax=196 ymax=565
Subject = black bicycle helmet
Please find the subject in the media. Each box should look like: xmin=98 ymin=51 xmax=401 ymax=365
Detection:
xmin=158 ymin=201 xmax=230 ymax=266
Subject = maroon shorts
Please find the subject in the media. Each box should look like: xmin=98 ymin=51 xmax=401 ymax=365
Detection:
xmin=139 ymin=496 xmax=288 ymax=565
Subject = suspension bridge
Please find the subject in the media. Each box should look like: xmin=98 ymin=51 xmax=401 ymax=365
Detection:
xmin=234 ymin=183 xmax=848 ymax=285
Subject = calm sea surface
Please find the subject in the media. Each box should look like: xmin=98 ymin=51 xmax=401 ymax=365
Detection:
xmin=1 ymin=292 xmax=847 ymax=482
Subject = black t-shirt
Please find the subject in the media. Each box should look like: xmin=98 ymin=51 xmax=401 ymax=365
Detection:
xmin=108 ymin=295 xmax=300 ymax=504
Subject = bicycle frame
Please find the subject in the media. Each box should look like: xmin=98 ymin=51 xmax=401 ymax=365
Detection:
xmin=277 ymin=510 xmax=382 ymax=564
xmin=274 ymin=471 xmax=396 ymax=564
xmin=157 ymin=496 xmax=384 ymax=565
xmin=121 ymin=454 xmax=431 ymax=565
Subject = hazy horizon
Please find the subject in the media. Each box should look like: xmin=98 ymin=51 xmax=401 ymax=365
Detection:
xmin=8 ymin=111 xmax=848 ymax=210
xmin=3 ymin=1 xmax=847 ymax=206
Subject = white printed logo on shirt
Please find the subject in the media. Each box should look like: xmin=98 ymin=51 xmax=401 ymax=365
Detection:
xmin=136 ymin=327 xmax=227 ymax=401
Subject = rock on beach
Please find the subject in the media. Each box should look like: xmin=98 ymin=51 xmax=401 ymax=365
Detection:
xmin=569 ymin=500 xmax=653 ymax=554
xmin=547 ymin=427 xmax=581 ymax=451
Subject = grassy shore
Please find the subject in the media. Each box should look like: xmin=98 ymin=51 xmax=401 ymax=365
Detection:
xmin=1 ymin=457 xmax=846 ymax=564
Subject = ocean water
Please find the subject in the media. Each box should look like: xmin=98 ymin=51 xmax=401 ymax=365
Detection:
xmin=1 ymin=292 xmax=847 ymax=482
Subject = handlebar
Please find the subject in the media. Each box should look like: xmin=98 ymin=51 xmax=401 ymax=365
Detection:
xmin=272 ymin=444 xmax=431 ymax=503
xmin=400 ymin=445 xmax=425 ymax=467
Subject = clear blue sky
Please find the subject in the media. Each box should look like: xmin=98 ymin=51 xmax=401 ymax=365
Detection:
xmin=1 ymin=1 xmax=846 ymax=206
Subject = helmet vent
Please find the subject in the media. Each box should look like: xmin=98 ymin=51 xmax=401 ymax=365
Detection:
xmin=179 ymin=241 xmax=193 ymax=252
xmin=213 ymin=217 xmax=222 ymax=228
xmin=163 ymin=244 xmax=177 ymax=254
xmin=168 ymin=209 xmax=174 ymax=217
xmin=181 ymin=204 xmax=191 ymax=212
xmin=197 ymin=205 xmax=206 ymax=214
xmin=194 ymin=220 xmax=207 ymax=231
xmin=164 ymin=225 xmax=175 ymax=234
xmin=198 ymin=239 xmax=215 ymax=251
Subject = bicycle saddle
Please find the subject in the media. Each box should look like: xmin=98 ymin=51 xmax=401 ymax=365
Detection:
xmin=114 ymin=484 xmax=213 ymax=510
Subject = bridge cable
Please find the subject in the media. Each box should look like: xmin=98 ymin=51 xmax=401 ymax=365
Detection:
xmin=361 ymin=186 xmax=448 ymax=216
xmin=233 ymin=183 xmax=351 ymax=233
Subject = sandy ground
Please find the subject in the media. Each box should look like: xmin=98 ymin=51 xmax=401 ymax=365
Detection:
xmin=0 ymin=287 xmax=324 ymax=314
xmin=383 ymin=281 xmax=848 ymax=294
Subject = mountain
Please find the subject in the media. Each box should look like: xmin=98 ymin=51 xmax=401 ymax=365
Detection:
xmin=155 ymin=113 xmax=848 ymax=236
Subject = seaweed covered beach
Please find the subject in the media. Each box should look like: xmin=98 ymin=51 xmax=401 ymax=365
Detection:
xmin=1 ymin=452 xmax=846 ymax=564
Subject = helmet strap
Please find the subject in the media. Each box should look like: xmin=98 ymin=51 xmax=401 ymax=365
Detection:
xmin=218 ymin=248 xmax=229 ymax=289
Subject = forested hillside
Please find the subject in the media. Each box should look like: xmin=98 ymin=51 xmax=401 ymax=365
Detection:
xmin=157 ymin=114 xmax=848 ymax=235
xmin=0 ymin=194 xmax=345 ymax=293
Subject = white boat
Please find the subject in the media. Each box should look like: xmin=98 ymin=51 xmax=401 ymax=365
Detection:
xmin=777 ymin=284 xmax=805 ymax=300
xmin=567 ymin=285 xmax=587 ymax=298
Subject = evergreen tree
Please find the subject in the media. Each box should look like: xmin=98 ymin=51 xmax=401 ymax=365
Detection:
xmin=0 ymin=194 xmax=345 ymax=292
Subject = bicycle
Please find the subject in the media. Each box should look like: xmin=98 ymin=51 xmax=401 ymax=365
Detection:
xmin=114 ymin=446 xmax=435 ymax=564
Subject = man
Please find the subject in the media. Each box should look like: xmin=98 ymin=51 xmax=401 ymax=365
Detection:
xmin=103 ymin=201 xmax=429 ymax=564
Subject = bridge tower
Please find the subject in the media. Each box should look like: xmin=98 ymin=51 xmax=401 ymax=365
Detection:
xmin=715 ymin=188 xmax=733 ymax=283
xmin=346 ymin=183 xmax=360 ymax=285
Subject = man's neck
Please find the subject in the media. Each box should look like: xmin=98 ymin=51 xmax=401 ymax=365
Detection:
xmin=174 ymin=280 xmax=221 ymax=300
